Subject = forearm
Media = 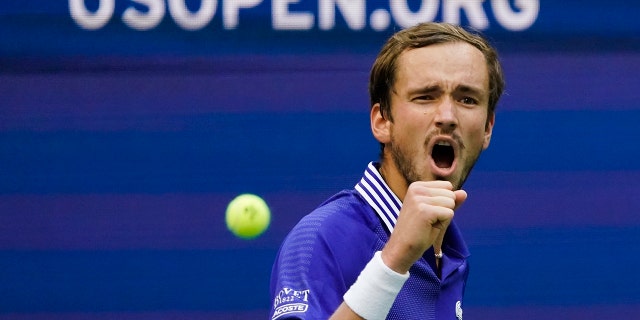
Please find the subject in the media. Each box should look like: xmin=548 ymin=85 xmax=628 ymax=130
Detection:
xmin=329 ymin=303 xmax=365 ymax=320
xmin=330 ymin=251 xmax=409 ymax=320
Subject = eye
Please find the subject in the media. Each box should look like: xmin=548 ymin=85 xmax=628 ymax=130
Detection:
xmin=413 ymin=95 xmax=434 ymax=102
xmin=460 ymin=97 xmax=478 ymax=105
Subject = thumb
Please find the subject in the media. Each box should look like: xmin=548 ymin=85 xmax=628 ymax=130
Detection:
xmin=454 ymin=189 xmax=468 ymax=210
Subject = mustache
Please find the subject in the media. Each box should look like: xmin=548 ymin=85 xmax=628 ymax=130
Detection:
xmin=425 ymin=130 xmax=465 ymax=150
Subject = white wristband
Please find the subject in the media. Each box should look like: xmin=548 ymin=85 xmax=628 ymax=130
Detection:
xmin=343 ymin=251 xmax=409 ymax=320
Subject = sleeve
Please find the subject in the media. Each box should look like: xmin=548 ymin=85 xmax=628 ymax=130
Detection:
xmin=269 ymin=212 xmax=351 ymax=320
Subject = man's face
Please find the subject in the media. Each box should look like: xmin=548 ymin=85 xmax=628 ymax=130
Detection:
xmin=386 ymin=41 xmax=494 ymax=190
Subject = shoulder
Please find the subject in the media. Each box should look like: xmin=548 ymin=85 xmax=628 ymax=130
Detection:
xmin=270 ymin=190 xmax=382 ymax=319
xmin=274 ymin=189 xmax=384 ymax=283
xmin=275 ymin=190 xmax=382 ymax=278
xmin=292 ymin=190 xmax=379 ymax=245
xmin=275 ymin=189 xmax=380 ymax=261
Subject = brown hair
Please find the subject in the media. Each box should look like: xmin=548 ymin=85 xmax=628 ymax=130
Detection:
xmin=369 ymin=22 xmax=505 ymax=122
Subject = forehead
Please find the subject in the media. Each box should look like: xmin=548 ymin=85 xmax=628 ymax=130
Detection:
xmin=394 ymin=42 xmax=489 ymax=93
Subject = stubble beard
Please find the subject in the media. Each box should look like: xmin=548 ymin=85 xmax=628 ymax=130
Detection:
xmin=389 ymin=132 xmax=482 ymax=190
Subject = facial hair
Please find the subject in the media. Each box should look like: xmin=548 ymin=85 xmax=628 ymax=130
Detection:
xmin=389 ymin=129 xmax=482 ymax=190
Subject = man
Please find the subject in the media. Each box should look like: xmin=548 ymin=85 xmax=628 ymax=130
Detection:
xmin=270 ymin=22 xmax=505 ymax=320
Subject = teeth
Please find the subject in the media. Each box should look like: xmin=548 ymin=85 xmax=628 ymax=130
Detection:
xmin=436 ymin=141 xmax=451 ymax=146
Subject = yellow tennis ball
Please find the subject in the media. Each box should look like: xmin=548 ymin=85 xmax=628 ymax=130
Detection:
xmin=225 ymin=194 xmax=271 ymax=239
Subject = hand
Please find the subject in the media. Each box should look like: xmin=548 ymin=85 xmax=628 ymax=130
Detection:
xmin=381 ymin=180 xmax=467 ymax=274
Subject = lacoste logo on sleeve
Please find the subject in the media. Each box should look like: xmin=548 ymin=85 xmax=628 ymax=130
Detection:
xmin=272 ymin=287 xmax=311 ymax=320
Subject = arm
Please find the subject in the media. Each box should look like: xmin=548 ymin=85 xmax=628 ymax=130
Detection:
xmin=330 ymin=181 xmax=467 ymax=319
xmin=330 ymin=303 xmax=365 ymax=320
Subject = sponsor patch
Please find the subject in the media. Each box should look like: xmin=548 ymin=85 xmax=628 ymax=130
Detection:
xmin=273 ymin=303 xmax=308 ymax=319
xmin=272 ymin=287 xmax=310 ymax=320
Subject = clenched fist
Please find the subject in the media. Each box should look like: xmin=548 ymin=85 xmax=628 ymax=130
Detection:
xmin=381 ymin=180 xmax=467 ymax=274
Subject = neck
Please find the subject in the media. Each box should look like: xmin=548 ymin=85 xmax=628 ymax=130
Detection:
xmin=378 ymin=157 xmax=409 ymax=202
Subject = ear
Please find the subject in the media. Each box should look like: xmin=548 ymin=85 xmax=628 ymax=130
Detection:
xmin=371 ymin=103 xmax=391 ymax=144
xmin=482 ymin=112 xmax=495 ymax=150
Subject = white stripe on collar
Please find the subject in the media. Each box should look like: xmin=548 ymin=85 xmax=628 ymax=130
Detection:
xmin=355 ymin=162 xmax=402 ymax=234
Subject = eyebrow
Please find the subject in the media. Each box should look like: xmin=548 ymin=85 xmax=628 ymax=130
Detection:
xmin=456 ymin=84 xmax=486 ymax=97
xmin=406 ymin=84 xmax=486 ymax=97
xmin=406 ymin=84 xmax=442 ymax=96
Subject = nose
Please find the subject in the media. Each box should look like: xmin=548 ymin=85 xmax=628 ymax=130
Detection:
xmin=434 ymin=98 xmax=458 ymax=131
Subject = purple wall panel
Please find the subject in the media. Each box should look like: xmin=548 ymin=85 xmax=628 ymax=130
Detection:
xmin=2 ymin=2 xmax=640 ymax=316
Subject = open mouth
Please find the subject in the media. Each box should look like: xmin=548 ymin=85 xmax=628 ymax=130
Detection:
xmin=432 ymin=141 xmax=455 ymax=169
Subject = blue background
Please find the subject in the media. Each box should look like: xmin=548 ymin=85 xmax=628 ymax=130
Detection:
xmin=1 ymin=1 xmax=640 ymax=319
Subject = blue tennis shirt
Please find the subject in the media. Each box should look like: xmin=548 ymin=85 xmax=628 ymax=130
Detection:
xmin=270 ymin=162 xmax=470 ymax=320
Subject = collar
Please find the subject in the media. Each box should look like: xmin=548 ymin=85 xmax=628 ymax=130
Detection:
xmin=354 ymin=161 xmax=402 ymax=235
xmin=355 ymin=162 xmax=471 ymax=276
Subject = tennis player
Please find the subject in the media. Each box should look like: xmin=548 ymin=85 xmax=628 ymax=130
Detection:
xmin=270 ymin=22 xmax=505 ymax=320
